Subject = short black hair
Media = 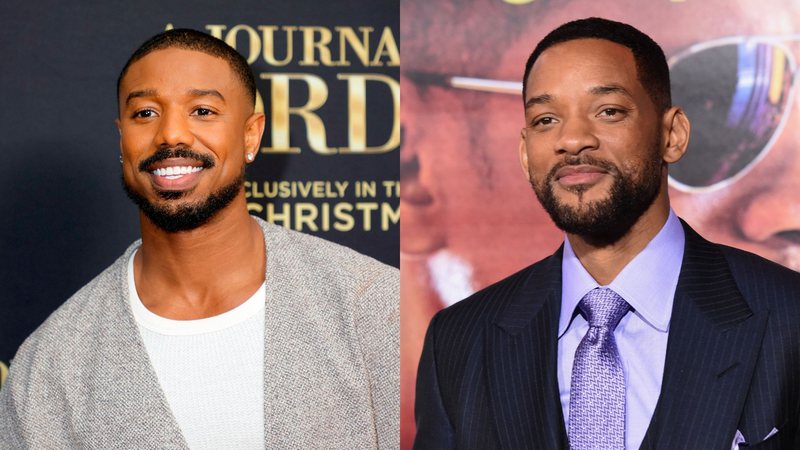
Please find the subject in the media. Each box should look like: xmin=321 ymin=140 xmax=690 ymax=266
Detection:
xmin=117 ymin=28 xmax=256 ymax=109
xmin=522 ymin=17 xmax=671 ymax=113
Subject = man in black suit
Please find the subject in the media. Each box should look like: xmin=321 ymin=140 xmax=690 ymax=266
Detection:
xmin=414 ymin=18 xmax=800 ymax=449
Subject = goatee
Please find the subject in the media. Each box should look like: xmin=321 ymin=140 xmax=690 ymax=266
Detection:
xmin=531 ymin=149 xmax=662 ymax=247
xmin=123 ymin=146 xmax=245 ymax=232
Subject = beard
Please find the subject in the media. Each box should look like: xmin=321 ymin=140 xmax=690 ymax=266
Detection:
xmin=123 ymin=146 xmax=245 ymax=233
xmin=531 ymin=144 xmax=663 ymax=247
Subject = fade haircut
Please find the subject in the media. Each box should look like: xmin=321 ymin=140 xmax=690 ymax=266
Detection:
xmin=522 ymin=17 xmax=671 ymax=113
xmin=116 ymin=28 xmax=256 ymax=109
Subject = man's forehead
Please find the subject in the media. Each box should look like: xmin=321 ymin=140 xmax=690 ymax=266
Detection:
xmin=525 ymin=39 xmax=638 ymax=97
xmin=120 ymin=47 xmax=236 ymax=91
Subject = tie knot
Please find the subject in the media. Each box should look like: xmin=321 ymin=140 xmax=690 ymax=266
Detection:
xmin=578 ymin=288 xmax=629 ymax=329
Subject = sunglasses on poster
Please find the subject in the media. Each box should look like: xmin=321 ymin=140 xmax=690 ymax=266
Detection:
xmin=408 ymin=35 xmax=800 ymax=193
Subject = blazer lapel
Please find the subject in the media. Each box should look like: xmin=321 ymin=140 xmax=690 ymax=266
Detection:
xmin=640 ymin=222 xmax=769 ymax=449
xmin=486 ymin=248 xmax=569 ymax=450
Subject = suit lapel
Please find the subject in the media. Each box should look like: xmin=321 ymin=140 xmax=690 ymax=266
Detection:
xmin=640 ymin=222 xmax=769 ymax=448
xmin=486 ymin=248 xmax=569 ymax=450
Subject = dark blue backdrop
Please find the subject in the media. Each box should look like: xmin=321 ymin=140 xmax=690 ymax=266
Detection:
xmin=0 ymin=0 xmax=398 ymax=372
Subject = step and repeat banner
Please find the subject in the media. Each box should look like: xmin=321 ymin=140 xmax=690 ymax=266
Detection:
xmin=401 ymin=0 xmax=799 ymax=446
xmin=0 ymin=0 xmax=398 ymax=386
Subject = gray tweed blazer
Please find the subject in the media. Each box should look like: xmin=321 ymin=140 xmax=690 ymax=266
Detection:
xmin=0 ymin=218 xmax=399 ymax=449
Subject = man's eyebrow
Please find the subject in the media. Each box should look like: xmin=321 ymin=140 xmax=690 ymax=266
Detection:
xmin=125 ymin=89 xmax=156 ymax=106
xmin=125 ymin=88 xmax=226 ymax=106
xmin=188 ymin=89 xmax=225 ymax=102
xmin=589 ymin=85 xmax=634 ymax=100
xmin=525 ymin=94 xmax=553 ymax=109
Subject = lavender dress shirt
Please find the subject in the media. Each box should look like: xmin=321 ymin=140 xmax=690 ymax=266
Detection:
xmin=558 ymin=210 xmax=685 ymax=449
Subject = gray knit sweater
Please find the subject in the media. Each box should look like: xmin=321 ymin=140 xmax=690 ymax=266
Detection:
xmin=0 ymin=218 xmax=399 ymax=449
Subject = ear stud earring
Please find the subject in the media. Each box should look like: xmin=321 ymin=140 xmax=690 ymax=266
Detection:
xmin=246 ymin=153 xmax=254 ymax=161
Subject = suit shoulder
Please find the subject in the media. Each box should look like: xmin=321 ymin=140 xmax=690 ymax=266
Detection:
xmin=719 ymin=244 xmax=800 ymax=313
xmin=720 ymin=244 xmax=800 ymax=289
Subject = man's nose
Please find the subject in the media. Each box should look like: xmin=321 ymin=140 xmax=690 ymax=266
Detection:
xmin=155 ymin=109 xmax=193 ymax=148
xmin=555 ymin=116 xmax=599 ymax=155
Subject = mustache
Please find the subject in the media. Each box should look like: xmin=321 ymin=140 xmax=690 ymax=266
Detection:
xmin=547 ymin=154 xmax=619 ymax=180
xmin=138 ymin=146 xmax=215 ymax=172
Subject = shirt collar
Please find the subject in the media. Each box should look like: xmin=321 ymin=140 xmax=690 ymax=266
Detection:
xmin=559 ymin=210 xmax=685 ymax=337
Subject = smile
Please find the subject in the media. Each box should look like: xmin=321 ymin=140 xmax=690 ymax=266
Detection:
xmin=144 ymin=158 xmax=209 ymax=192
xmin=151 ymin=166 xmax=204 ymax=180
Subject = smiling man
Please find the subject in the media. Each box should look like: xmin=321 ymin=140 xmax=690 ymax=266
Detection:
xmin=414 ymin=18 xmax=800 ymax=449
xmin=0 ymin=29 xmax=398 ymax=449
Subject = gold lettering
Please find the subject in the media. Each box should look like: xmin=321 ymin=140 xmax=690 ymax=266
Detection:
xmin=334 ymin=203 xmax=355 ymax=231
xmin=356 ymin=181 xmax=377 ymax=198
xmin=337 ymin=74 xmax=399 ymax=153
xmin=356 ymin=202 xmax=378 ymax=231
xmin=255 ymin=89 xmax=265 ymax=114
xmin=295 ymin=203 xmax=318 ymax=231
xmin=336 ymin=26 xmax=374 ymax=67
xmin=382 ymin=180 xmax=399 ymax=197
xmin=261 ymin=73 xmax=335 ymax=154
xmin=205 ymin=24 xmax=227 ymax=39
xmin=372 ymin=27 xmax=400 ymax=66
xmin=0 ymin=360 xmax=7 ymax=389
xmin=259 ymin=25 xmax=296 ymax=66
xmin=248 ymin=201 xmax=397 ymax=232
xmin=334 ymin=181 xmax=348 ymax=197
xmin=267 ymin=203 xmax=292 ymax=228
xmin=225 ymin=24 xmax=261 ymax=64
xmin=321 ymin=202 xmax=330 ymax=231
xmin=381 ymin=202 xmax=400 ymax=231
xmin=245 ymin=181 xmax=253 ymax=198
xmin=300 ymin=26 xmax=336 ymax=66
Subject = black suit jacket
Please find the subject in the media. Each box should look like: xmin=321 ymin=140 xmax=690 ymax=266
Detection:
xmin=414 ymin=222 xmax=800 ymax=449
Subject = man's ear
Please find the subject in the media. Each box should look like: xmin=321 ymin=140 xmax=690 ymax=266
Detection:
xmin=661 ymin=106 xmax=691 ymax=164
xmin=244 ymin=112 xmax=266 ymax=159
xmin=518 ymin=127 xmax=532 ymax=180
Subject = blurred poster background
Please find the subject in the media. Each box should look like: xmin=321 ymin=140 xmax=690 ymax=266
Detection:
xmin=401 ymin=0 xmax=800 ymax=446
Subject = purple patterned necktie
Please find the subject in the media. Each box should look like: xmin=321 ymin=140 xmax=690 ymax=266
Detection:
xmin=568 ymin=287 xmax=630 ymax=450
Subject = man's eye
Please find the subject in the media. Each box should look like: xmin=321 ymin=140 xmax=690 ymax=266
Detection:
xmin=132 ymin=109 xmax=155 ymax=119
xmin=193 ymin=108 xmax=214 ymax=116
xmin=534 ymin=116 xmax=555 ymax=126
xmin=599 ymin=108 xmax=625 ymax=118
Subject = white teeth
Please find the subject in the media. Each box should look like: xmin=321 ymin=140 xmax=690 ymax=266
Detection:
xmin=152 ymin=166 xmax=203 ymax=177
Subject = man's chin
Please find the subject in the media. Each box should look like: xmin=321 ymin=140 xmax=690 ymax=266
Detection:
xmin=552 ymin=182 xmax=613 ymax=204
xmin=121 ymin=172 xmax=244 ymax=233
xmin=155 ymin=188 xmax=189 ymax=200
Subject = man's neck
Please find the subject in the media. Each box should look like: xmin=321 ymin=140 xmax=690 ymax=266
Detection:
xmin=567 ymin=195 xmax=671 ymax=286
xmin=133 ymin=195 xmax=266 ymax=320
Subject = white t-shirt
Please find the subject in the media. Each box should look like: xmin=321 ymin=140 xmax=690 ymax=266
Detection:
xmin=128 ymin=250 xmax=265 ymax=449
